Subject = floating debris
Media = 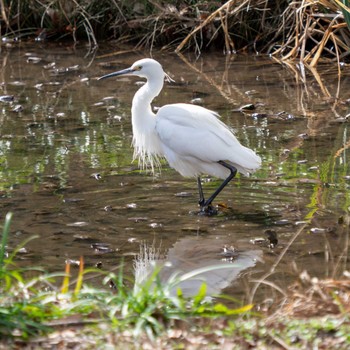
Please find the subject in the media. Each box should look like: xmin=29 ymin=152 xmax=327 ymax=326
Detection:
xmin=285 ymin=113 xmax=295 ymax=120
xmin=103 ymin=205 xmax=113 ymax=212
xmin=250 ymin=231 xmax=278 ymax=248
xmin=109 ymin=279 xmax=117 ymax=289
xmin=67 ymin=64 xmax=80 ymax=72
xmin=17 ymin=247 xmax=28 ymax=254
xmin=240 ymin=103 xmax=255 ymax=111
xmin=73 ymin=235 xmax=95 ymax=242
xmin=310 ymin=227 xmax=327 ymax=234
xmin=265 ymin=229 xmax=278 ymax=247
xmin=63 ymin=198 xmax=85 ymax=203
xmin=250 ymin=237 xmax=267 ymax=245
xmin=43 ymin=62 xmax=56 ymax=69
xmin=190 ymin=97 xmax=204 ymax=105
xmin=281 ymin=149 xmax=290 ymax=156
xmin=26 ymin=56 xmax=41 ymax=63
xmin=0 ymin=95 xmax=14 ymax=103
xmin=91 ymin=173 xmax=101 ymax=180
xmin=251 ymin=112 xmax=268 ymax=118
xmin=149 ymin=222 xmax=162 ymax=228
xmin=47 ymin=81 xmax=61 ymax=86
xmin=11 ymin=104 xmax=23 ymax=112
xmin=295 ymin=221 xmax=308 ymax=225
xmin=9 ymin=81 xmax=26 ymax=86
xmin=111 ymin=115 xmax=122 ymax=121
xmin=220 ymin=245 xmax=238 ymax=259
xmin=2 ymin=37 xmax=13 ymax=42
xmin=245 ymin=90 xmax=258 ymax=95
xmin=274 ymin=219 xmax=290 ymax=225
xmin=51 ymin=65 xmax=80 ymax=75
xmin=128 ymin=217 xmax=148 ymax=222
xmin=66 ymin=221 xmax=89 ymax=227
xmin=65 ymin=259 xmax=81 ymax=266
xmin=126 ymin=203 xmax=137 ymax=209
xmin=91 ymin=243 xmax=114 ymax=253
xmin=175 ymin=191 xmax=192 ymax=197
xmin=102 ymin=96 xmax=116 ymax=101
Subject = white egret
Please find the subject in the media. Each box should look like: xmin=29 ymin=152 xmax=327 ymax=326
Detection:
xmin=99 ymin=58 xmax=261 ymax=214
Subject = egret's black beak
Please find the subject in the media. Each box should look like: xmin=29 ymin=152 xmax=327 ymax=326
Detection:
xmin=98 ymin=67 xmax=134 ymax=80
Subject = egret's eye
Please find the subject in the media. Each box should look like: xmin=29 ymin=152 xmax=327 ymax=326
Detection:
xmin=133 ymin=65 xmax=142 ymax=71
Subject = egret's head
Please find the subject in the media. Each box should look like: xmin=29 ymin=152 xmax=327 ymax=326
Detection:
xmin=98 ymin=58 xmax=165 ymax=81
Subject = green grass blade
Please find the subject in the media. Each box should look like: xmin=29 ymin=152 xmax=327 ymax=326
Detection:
xmin=0 ymin=212 xmax=13 ymax=267
xmin=335 ymin=0 xmax=350 ymax=30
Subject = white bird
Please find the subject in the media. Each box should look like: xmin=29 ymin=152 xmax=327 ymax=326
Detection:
xmin=99 ymin=58 xmax=261 ymax=214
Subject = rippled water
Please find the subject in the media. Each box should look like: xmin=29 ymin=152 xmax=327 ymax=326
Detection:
xmin=1 ymin=42 xmax=350 ymax=302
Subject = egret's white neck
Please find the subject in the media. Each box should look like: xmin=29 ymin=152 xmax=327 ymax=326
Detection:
xmin=130 ymin=74 xmax=165 ymax=170
xmin=131 ymin=76 xmax=164 ymax=132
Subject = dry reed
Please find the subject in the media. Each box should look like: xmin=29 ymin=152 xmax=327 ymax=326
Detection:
xmin=1 ymin=1 xmax=350 ymax=65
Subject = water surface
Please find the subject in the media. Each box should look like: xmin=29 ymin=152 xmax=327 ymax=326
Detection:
xmin=1 ymin=42 xmax=350 ymax=303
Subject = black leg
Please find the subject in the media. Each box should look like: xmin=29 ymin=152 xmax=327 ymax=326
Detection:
xmin=198 ymin=161 xmax=237 ymax=212
xmin=197 ymin=176 xmax=205 ymax=206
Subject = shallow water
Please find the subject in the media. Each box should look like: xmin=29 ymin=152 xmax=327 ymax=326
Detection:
xmin=1 ymin=42 xmax=350 ymax=303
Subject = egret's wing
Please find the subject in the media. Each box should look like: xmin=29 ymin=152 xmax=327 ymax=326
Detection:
xmin=156 ymin=103 xmax=259 ymax=169
xmin=157 ymin=103 xmax=237 ymax=147
xmin=156 ymin=103 xmax=237 ymax=155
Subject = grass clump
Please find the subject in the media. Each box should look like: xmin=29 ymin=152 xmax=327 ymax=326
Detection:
xmin=0 ymin=213 xmax=350 ymax=348
xmin=0 ymin=212 xmax=251 ymax=345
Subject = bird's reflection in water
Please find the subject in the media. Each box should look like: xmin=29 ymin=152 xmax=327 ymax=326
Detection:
xmin=134 ymin=236 xmax=263 ymax=298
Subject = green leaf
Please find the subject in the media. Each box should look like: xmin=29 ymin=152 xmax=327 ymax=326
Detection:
xmin=193 ymin=283 xmax=207 ymax=307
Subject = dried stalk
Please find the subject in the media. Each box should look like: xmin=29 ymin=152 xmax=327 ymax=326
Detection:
xmin=175 ymin=0 xmax=248 ymax=53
